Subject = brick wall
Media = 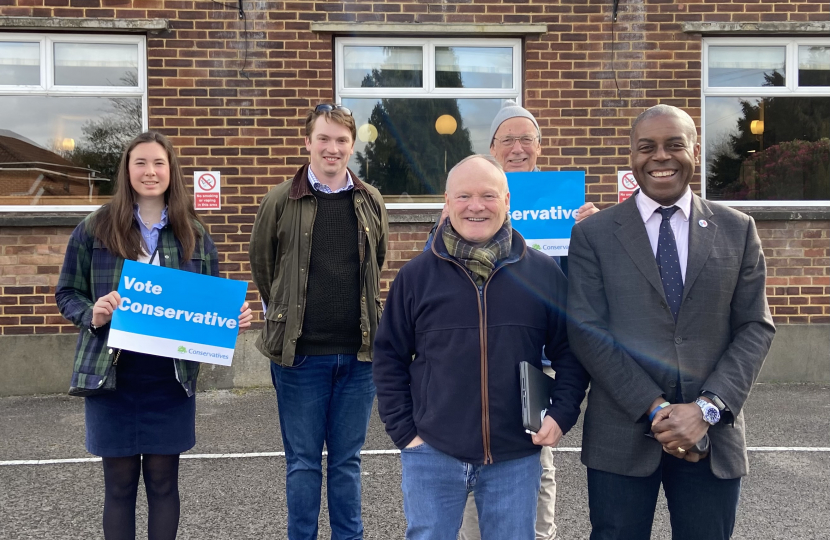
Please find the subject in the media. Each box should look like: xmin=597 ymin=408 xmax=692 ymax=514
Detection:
xmin=0 ymin=226 xmax=74 ymax=335
xmin=2 ymin=218 xmax=827 ymax=334
xmin=0 ymin=0 xmax=828 ymax=335
xmin=760 ymin=220 xmax=830 ymax=325
xmin=381 ymin=223 xmax=432 ymax=293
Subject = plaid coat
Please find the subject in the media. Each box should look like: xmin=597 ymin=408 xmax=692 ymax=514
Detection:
xmin=56 ymin=210 xmax=219 ymax=397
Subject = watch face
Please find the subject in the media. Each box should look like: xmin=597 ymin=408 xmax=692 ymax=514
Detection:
xmin=697 ymin=399 xmax=720 ymax=425
xmin=703 ymin=404 xmax=720 ymax=424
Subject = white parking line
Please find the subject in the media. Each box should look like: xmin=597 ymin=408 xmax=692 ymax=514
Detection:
xmin=1 ymin=447 xmax=828 ymax=467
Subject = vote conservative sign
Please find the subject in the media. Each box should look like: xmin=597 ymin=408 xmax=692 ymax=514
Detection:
xmin=108 ymin=260 xmax=248 ymax=366
xmin=507 ymin=171 xmax=585 ymax=256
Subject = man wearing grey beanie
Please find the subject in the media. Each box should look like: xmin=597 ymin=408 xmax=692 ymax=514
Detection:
xmin=426 ymin=100 xmax=598 ymax=266
xmin=424 ymin=100 xmax=597 ymax=540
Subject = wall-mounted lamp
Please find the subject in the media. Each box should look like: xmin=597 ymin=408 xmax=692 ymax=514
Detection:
xmin=750 ymin=120 xmax=764 ymax=135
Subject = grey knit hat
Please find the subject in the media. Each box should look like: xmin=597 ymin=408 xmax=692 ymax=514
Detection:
xmin=488 ymin=100 xmax=541 ymax=145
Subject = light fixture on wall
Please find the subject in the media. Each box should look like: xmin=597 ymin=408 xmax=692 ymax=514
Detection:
xmin=435 ymin=115 xmax=458 ymax=173
xmin=750 ymin=120 xmax=764 ymax=135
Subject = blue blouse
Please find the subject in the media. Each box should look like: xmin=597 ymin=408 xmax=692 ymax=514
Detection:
xmin=134 ymin=204 xmax=169 ymax=256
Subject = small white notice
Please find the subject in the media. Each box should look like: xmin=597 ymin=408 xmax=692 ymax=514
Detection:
xmin=194 ymin=171 xmax=221 ymax=210
xmin=618 ymin=170 xmax=638 ymax=203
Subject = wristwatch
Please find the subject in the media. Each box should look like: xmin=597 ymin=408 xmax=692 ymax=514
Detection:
xmin=695 ymin=398 xmax=721 ymax=425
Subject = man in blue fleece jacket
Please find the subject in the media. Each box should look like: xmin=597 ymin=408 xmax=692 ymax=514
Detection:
xmin=373 ymin=154 xmax=589 ymax=540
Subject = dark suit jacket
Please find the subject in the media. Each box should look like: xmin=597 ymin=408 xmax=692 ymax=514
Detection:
xmin=567 ymin=192 xmax=775 ymax=479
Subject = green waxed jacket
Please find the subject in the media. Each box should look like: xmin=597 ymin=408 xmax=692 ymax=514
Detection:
xmin=248 ymin=164 xmax=388 ymax=366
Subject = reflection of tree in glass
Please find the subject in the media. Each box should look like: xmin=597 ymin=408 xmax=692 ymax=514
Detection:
xmin=799 ymin=47 xmax=830 ymax=87
xmin=355 ymin=65 xmax=473 ymax=197
xmin=707 ymin=72 xmax=830 ymax=200
xmin=65 ymin=72 xmax=142 ymax=195
xmin=358 ymin=49 xmax=422 ymax=88
xmin=746 ymin=139 xmax=829 ymax=200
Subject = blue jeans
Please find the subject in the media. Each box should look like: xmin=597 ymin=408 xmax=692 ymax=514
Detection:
xmin=400 ymin=442 xmax=541 ymax=540
xmin=587 ymin=453 xmax=741 ymax=540
xmin=270 ymin=354 xmax=375 ymax=540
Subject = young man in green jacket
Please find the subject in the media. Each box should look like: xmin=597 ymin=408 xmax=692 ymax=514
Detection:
xmin=249 ymin=104 xmax=388 ymax=540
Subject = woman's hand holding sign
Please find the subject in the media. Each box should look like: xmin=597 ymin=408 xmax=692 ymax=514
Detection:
xmin=237 ymin=302 xmax=252 ymax=333
xmin=92 ymin=291 xmax=122 ymax=328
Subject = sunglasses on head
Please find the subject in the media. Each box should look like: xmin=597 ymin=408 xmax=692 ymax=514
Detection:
xmin=314 ymin=104 xmax=352 ymax=116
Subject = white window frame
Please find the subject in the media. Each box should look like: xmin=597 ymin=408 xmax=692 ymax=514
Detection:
xmin=0 ymin=32 xmax=148 ymax=212
xmin=701 ymin=37 xmax=830 ymax=206
xmin=336 ymin=37 xmax=523 ymax=209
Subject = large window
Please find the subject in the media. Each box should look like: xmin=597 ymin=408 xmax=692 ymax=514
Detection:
xmin=702 ymin=38 xmax=830 ymax=205
xmin=336 ymin=38 xmax=522 ymax=206
xmin=0 ymin=34 xmax=146 ymax=210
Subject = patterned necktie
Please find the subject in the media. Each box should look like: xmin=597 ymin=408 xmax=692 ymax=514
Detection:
xmin=656 ymin=206 xmax=683 ymax=321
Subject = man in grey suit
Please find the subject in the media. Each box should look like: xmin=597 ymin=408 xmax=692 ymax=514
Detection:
xmin=567 ymin=104 xmax=775 ymax=540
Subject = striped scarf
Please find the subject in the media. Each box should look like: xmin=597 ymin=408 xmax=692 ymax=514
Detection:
xmin=442 ymin=219 xmax=512 ymax=286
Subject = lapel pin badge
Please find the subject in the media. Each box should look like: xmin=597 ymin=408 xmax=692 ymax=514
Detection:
xmin=698 ymin=219 xmax=708 ymax=228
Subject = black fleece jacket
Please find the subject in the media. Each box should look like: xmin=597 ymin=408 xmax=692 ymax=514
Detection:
xmin=373 ymin=226 xmax=589 ymax=465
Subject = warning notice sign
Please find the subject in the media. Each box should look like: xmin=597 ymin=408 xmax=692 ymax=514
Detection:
xmin=194 ymin=171 xmax=220 ymax=210
xmin=618 ymin=171 xmax=638 ymax=203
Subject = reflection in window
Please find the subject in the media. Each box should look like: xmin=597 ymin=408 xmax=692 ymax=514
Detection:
xmin=708 ymin=47 xmax=786 ymax=87
xmin=343 ymin=46 xmax=423 ymax=88
xmin=799 ymin=46 xmax=830 ymax=87
xmin=705 ymin=96 xmax=830 ymax=201
xmin=435 ymin=47 xmax=513 ymax=89
xmin=0 ymin=42 xmax=40 ymax=85
xmin=53 ymin=43 xmax=139 ymax=87
xmin=343 ymin=98 xmax=504 ymax=202
xmin=0 ymin=95 xmax=142 ymax=205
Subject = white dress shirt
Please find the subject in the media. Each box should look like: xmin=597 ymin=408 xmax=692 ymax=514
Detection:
xmin=636 ymin=188 xmax=692 ymax=283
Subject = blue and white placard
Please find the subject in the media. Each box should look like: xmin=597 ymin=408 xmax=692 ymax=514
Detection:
xmin=108 ymin=260 xmax=248 ymax=366
xmin=507 ymin=171 xmax=586 ymax=256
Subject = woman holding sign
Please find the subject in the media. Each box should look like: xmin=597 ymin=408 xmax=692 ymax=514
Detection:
xmin=56 ymin=131 xmax=252 ymax=540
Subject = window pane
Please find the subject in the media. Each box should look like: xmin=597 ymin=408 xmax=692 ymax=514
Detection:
xmin=799 ymin=46 xmax=830 ymax=87
xmin=435 ymin=47 xmax=513 ymax=89
xmin=0 ymin=95 xmax=142 ymax=206
xmin=0 ymin=42 xmax=40 ymax=85
xmin=343 ymin=97 xmax=505 ymax=202
xmin=708 ymin=47 xmax=786 ymax=87
xmin=343 ymin=46 xmax=423 ymax=88
xmin=54 ymin=43 xmax=139 ymax=87
xmin=705 ymin=96 xmax=830 ymax=201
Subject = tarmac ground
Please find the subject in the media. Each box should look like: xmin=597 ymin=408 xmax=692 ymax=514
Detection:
xmin=1 ymin=382 xmax=828 ymax=540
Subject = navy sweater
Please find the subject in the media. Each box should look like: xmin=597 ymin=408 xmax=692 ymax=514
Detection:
xmin=373 ymin=227 xmax=589 ymax=464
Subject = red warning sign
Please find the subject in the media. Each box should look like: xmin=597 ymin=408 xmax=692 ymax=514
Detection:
xmin=618 ymin=171 xmax=638 ymax=203
xmin=194 ymin=171 xmax=221 ymax=210
xmin=198 ymin=173 xmax=217 ymax=191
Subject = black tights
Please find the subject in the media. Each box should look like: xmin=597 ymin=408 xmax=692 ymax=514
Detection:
xmin=101 ymin=454 xmax=181 ymax=540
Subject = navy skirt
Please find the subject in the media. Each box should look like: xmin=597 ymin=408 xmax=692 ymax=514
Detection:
xmin=85 ymin=351 xmax=196 ymax=457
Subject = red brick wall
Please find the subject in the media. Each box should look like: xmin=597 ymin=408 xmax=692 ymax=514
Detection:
xmin=760 ymin=220 xmax=830 ymax=325
xmin=1 ymin=0 xmax=828 ymax=334
xmin=1 ymin=219 xmax=827 ymax=334
xmin=0 ymin=226 xmax=73 ymax=335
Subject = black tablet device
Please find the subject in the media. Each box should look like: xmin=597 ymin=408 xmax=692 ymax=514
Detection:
xmin=519 ymin=361 xmax=554 ymax=433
